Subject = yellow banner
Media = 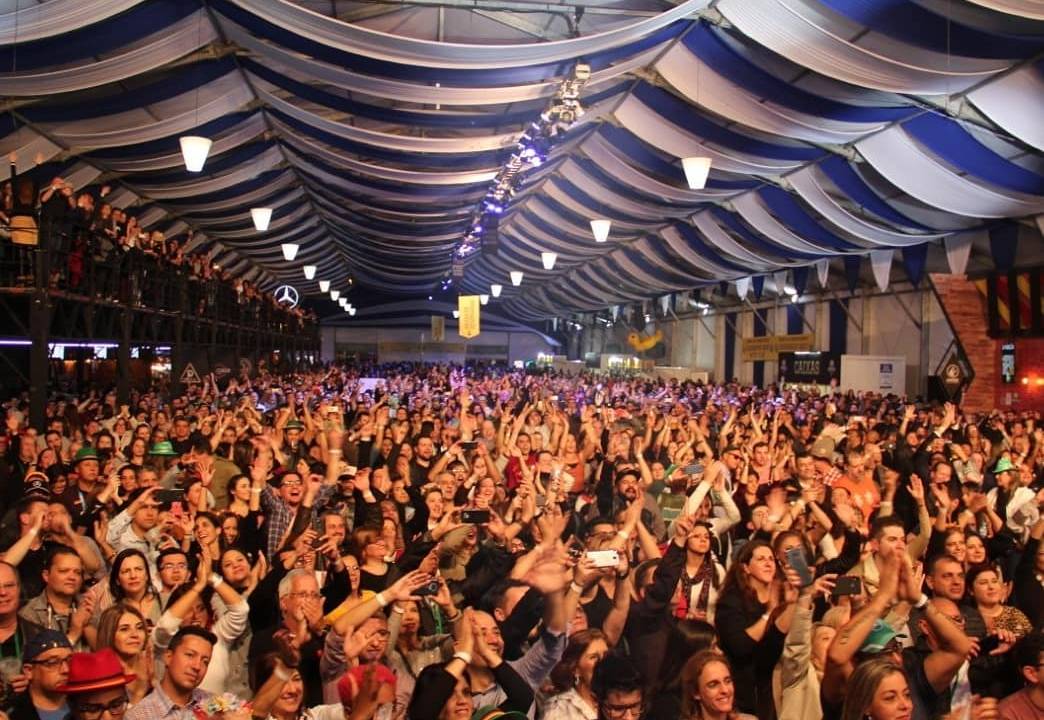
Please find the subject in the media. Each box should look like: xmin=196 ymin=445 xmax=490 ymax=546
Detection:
xmin=458 ymin=295 xmax=480 ymax=339
xmin=431 ymin=315 xmax=445 ymax=343
xmin=741 ymin=333 xmax=814 ymax=362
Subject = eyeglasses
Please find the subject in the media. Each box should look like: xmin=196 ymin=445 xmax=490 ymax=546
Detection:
xmin=282 ymin=478 xmax=303 ymax=487
xmin=603 ymin=701 xmax=643 ymax=719
xmin=289 ymin=591 xmax=321 ymax=601
xmin=159 ymin=563 xmax=188 ymax=571
xmin=30 ymin=656 xmax=70 ymax=670
xmin=75 ymin=696 xmax=129 ymax=719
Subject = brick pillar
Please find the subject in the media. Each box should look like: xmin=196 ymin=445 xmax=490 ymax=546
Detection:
xmin=929 ymin=273 xmax=997 ymax=412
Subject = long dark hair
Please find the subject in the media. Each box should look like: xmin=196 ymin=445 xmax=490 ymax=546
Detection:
xmin=719 ymin=540 xmax=773 ymax=613
xmin=109 ymin=548 xmax=155 ymax=602
xmin=549 ymin=629 xmax=609 ymax=693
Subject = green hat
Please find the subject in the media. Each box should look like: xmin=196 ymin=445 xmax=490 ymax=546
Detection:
xmin=994 ymin=456 xmax=1016 ymax=474
xmin=285 ymin=419 xmax=305 ymax=430
xmin=74 ymin=447 xmax=99 ymax=464
xmin=860 ymin=620 xmax=905 ymax=654
xmin=148 ymin=441 xmax=178 ymax=457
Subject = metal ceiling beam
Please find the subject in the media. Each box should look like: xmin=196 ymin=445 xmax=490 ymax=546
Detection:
xmin=472 ymin=9 xmax=560 ymax=40
xmin=338 ymin=0 xmax=663 ymax=18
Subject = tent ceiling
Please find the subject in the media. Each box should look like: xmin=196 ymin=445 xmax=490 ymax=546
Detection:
xmin=2 ymin=0 xmax=1043 ymax=317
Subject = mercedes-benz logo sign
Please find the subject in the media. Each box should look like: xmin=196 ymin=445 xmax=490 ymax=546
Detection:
xmin=275 ymin=285 xmax=299 ymax=308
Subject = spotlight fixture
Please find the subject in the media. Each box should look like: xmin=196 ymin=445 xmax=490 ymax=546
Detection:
xmin=510 ymin=271 xmax=524 ymax=286
xmin=251 ymin=207 xmax=272 ymax=232
xmin=541 ymin=252 xmax=557 ymax=271
xmin=319 ymin=280 xmax=330 ymax=293
xmin=490 ymin=283 xmax=502 ymax=298
xmin=681 ymin=157 xmax=712 ymax=190
xmin=590 ymin=219 xmax=611 ymax=243
xmin=281 ymin=243 xmax=299 ymax=261
xmin=303 ymin=265 xmax=316 ymax=280
xmin=178 ymin=136 xmax=211 ymax=172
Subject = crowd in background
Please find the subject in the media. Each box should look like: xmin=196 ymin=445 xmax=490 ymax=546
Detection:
xmin=0 ymin=362 xmax=1041 ymax=720
xmin=0 ymin=168 xmax=316 ymax=327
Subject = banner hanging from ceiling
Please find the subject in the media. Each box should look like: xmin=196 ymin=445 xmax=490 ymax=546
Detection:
xmin=458 ymin=295 xmax=481 ymax=338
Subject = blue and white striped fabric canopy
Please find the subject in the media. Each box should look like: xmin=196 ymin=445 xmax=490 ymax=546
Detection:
xmin=2 ymin=0 xmax=1042 ymax=317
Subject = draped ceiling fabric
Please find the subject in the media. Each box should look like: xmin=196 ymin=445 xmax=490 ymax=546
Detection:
xmin=1 ymin=0 xmax=1042 ymax=317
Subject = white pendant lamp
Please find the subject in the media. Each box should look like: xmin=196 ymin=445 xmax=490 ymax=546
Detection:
xmin=318 ymin=280 xmax=330 ymax=293
xmin=251 ymin=207 xmax=273 ymax=232
xmin=490 ymin=283 xmax=502 ymax=298
xmin=348 ymin=307 xmax=356 ymax=316
xmin=480 ymin=294 xmax=489 ymax=305
xmin=339 ymin=298 xmax=348 ymax=307
xmin=178 ymin=136 xmax=212 ymax=172
xmin=330 ymin=290 xmax=340 ymax=301
xmin=681 ymin=157 xmax=712 ymax=190
xmin=590 ymin=219 xmax=611 ymax=243
xmin=510 ymin=271 xmax=524 ymax=286
xmin=452 ymin=310 xmax=460 ymax=318
xmin=541 ymin=252 xmax=557 ymax=271
xmin=281 ymin=243 xmax=299 ymax=261
xmin=303 ymin=265 xmax=317 ymax=280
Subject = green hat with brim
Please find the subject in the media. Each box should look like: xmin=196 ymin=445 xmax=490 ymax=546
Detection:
xmin=74 ymin=447 xmax=99 ymax=464
xmin=860 ymin=619 xmax=905 ymax=654
xmin=994 ymin=456 xmax=1016 ymax=474
xmin=285 ymin=419 xmax=305 ymax=430
xmin=148 ymin=441 xmax=178 ymax=457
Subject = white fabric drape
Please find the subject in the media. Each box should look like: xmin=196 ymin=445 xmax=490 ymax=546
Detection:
xmin=869 ymin=249 xmax=893 ymax=292
xmin=967 ymin=61 xmax=1044 ymax=152
xmin=101 ymin=115 xmax=266 ymax=173
xmin=857 ymin=126 xmax=1044 ymax=218
xmin=965 ymin=0 xmax=1044 ymax=20
xmin=688 ymin=212 xmax=781 ymax=271
xmin=0 ymin=10 xmax=216 ymax=96
xmin=731 ymin=194 xmax=856 ymax=255
xmin=945 ymin=234 xmax=974 ymax=276
xmin=133 ymin=145 xmax=284 ymax=199
xmin=225 ymin=0 xmax=708 ymax=68
xmin=0 ymin=127 xmax=62 ymax=175
xmin=718 ymin=0 xmax=1012 ymax=94
xmin=0 ymin=0 xmax=144 ymax=44
xmin=660 ymin=224 xmax=741 ymax=279
xmin=614 ymin=94 xmax=806 ymax=176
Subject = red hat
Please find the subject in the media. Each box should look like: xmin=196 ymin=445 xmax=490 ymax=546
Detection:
xmin=55 ymin=648 xmax=136 ymax=694
xmin=337 ymin=663 xmax=396 ymax=705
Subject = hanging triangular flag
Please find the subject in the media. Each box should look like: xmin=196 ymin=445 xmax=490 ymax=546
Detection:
xmin=945 ymin=234 xmax=973 ymax=276
xmin=659 ymin=295 xmax=671 ymax=316
xmin=816 ymin=259 xmax=830 ymax=288
xmin=552 ymin=318 xmax=559 ymax=331
xmin=772 ymin=270 xmax=788 ymax=295
xmin=1036 ymin=214 xmax=1044 ymax=238
xmin=792 ymin=266 xmax=809 ymax=297
xmin=870 ymin=250 xmax=893 ymax=292
xmin=902 ymin=244 xmax=929 ymax=288
xmin=735 ymin=277 xmax=750 ymax=300
xmin=611 ymin=305 xmax=621 ymax=321
xmin=843 ymin=256 xmax=861 ymax=293
xmin=752 ymin=275 xmax=765 ymax=300
xmin=989 ymin=222 xmax=1018 ymax=273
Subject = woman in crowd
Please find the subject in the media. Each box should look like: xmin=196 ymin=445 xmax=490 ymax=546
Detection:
xmin=680 ymin=650 xmax=757 ymax=720
xmin=544 ymin=629 xmax=609 ymax=720
xmin=94 ymin=603 xmax=154 ymax=705
xmin=967 ymin=563 xmax=1034 ymax=639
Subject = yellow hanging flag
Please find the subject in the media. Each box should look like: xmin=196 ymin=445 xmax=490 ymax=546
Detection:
xmin=458 ymin=295 xmax=480 ymax=339
xmin=431 ymin=315 xmax=445 ymax=343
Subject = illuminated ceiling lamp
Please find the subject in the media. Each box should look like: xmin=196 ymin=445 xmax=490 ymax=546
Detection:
xmin=339 ymin=298 xmax=347 ymax=307
xmin=318 ymin=280 xmax=330 ymax=293
xmin=251 ymin=207 xmax=273 ymax=232
xmin=681 ymin=157 xmax=712 ymax=190
xmin=348 ymin=307 xmax=356 ymax=316
xmin=281 ymin=243 xmax=299 ymax=261
xmin=490 ymin=283 xmax=502 ymax=298
xmin=541 ymin=251 xmax=557 ymax=271
xmin=480 ymin=294 xmax=489 ymax=305
xmin=590 ymin=219 xmax=611 ymax=243
xmin=178 ymin=136 xmax=212 ymax=172
xmin=303 ymin=265 xmax=317 ymax=280
xmin=510 ymin=271 xmax=524 ymax=286
xmin=452 ymin=310 xmax=460 ymax=318
xmin=330 ymin=290 xmax=340 ymax=301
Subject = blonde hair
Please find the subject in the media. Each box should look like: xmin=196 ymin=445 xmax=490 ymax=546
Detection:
xmin=680 ymin=650 xmax=739 ymax=719
xmin=840 ymin=658 xmax=908 ymax=720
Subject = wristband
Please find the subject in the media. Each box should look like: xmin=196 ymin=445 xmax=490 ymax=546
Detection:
xmin=375 ymin=592 xmax=389 ymax=608
xmin=274 ymin=665 xmax=291 ymax=681
xmin=616 ymin=530 xmax=629 ymax=539
xmin=27 ymin=527 xmax=38 ymax=538
xmin=569 ymin=581 xmax=585 ymax=595
xmin=329 ymin=449 xmax=343 ymax=455
xmin=391 ymin=605 xmax=405 ymax=615
xmin=915 ymin=593 xmax=929 ymax=609
xmin=452 ymin=651 xmax=472 ymax=665
xmin=209 ymin=573 xmax=224 ymax=589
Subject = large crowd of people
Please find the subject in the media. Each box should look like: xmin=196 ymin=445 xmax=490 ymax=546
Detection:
xmin=0 ymin=362 xmax=1041 ymax=720
xmin=1 ymin=169 xmax=317 ymax=329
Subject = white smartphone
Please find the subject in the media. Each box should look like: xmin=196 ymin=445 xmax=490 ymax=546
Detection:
xmin=586 ymin=550 xmax=620 ymax=568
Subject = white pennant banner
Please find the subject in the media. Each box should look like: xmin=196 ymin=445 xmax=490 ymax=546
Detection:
xmin=611 ymin=305 xmax=621 ymax=321
xmin=945 ymin=234 xmax=974 ymax=276
xmin=870 ymin=250 xmax=894 ymax=292
xmin=735 ymin=276 xmax=751 ymax=300
xmin=772 ymin=270 xmax=788 ymax=294
xmin=659 ymin=295 xmax=671 ymax=315
xmin=816 ymin=259 xmax=830 ymax=288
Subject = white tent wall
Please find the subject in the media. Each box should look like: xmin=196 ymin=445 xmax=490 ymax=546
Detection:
xmin=321 ymin=326 xmax=555 ymax=365
xmin=647 ymin=287 xmax=957 ymax=396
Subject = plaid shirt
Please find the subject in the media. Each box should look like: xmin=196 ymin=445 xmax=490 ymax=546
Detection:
xmin=821 ymin=466 xmax=843 ymax=487
xmin=260 ymin=482 xmax=336 ymax=560
xmin=125 ymin=685 xmax=213 ymax=720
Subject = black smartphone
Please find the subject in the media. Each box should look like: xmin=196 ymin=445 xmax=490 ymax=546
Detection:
xmin=683 ymin=463 xmax=704 ymax=476
xmin=978 ymin=634 xmax=1001 ymax=654
xmin=155 ymin=488 xmax=186 ymax=505
xmin=415 ymin=578 xmax=440 ymax=596
xmin=785 ymin=546 xmax=814 ymax=588
xmin=831 ymin=575 xmax=862 ymax=598
xmin=460 ymin=509 xmax=490 ymax=524
xmin=459 ymin=441 xmax=478 ymax=450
